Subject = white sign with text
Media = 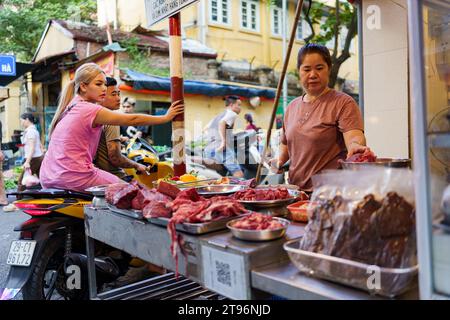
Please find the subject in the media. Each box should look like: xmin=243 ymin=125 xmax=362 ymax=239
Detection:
xmin=145 ymin=0 xmax=199 ymax=27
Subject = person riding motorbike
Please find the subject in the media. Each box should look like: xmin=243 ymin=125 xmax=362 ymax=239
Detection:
xmin=39 ymin=63 xmax=183 ymax=192
xmin=202 ymin=95 xmax=244 ymax=178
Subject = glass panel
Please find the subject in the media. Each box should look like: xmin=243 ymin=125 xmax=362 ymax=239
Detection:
xmin=422 ymin=0 xmax=450 ymax=297
xmin=251 ymin=3 xmax=257 ymax=30
xmin=211 ymin=0 xmax=218 ymax=21
xmin=297 ymin=21 xmax=303 ymax=40
xmin=274 ymin=9 xmax=279 ymax=34
xmin=242 ymin=1 xmax=248 ymax=28
xmin=222 ymin=0 xmax=228 ymax=23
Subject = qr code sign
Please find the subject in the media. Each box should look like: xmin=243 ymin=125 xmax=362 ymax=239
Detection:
xmin=215 ymin=260 xmax=231 ymax=287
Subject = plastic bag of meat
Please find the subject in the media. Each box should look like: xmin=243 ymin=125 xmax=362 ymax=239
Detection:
xmin=296 ymin=167 xmax=417 ymax=296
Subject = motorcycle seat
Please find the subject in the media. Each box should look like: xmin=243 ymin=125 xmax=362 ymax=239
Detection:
xmin=9 ymin=188 xmax=94 ymax=200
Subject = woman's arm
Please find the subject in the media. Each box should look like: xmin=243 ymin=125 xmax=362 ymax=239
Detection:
xmin=343 ymin=129 xmax=369 ymax=158
xmin=24 ymin=138 xmax=36 ymax=169
xmin=277 ymin=143 xmax=290 ymax=168
xmin=93 ymin=100 xmax=184 ymax=127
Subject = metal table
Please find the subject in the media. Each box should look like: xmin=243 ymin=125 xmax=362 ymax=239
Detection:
xmin=84 ymin=206 xmax=418 ymax=300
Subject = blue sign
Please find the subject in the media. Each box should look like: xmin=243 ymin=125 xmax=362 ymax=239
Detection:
xmin=0 ymin=55 xmax=16 ymax=76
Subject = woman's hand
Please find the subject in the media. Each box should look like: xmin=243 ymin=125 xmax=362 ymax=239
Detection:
xmin=347 ymin=142 xmax=371 ymax=159
xmin=23 ymin=161 xmax=31 ymax=170
xmin=268 ymin=158 xmax=284 ymax=174
xmin=164 ymin=100 xmax=184 ymax=121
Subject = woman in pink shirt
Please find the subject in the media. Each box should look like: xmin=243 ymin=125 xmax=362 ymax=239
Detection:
xmin=40 ymin=63 xmax=183 ymax=192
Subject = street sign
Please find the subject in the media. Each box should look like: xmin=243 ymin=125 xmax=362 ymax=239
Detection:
xmin=145 ymin=0 xmax=199 ymax=27
xmin=0 ymin=55 xmax=16 ymax=76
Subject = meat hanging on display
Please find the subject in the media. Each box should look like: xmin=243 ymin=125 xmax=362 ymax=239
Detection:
xmin=166 ymin=188 xmax=247 ymax=276
xmin=232 ymin=187 xmax=292 ymax=201
xmin=231 ymin=212 xmax=284 ymax=230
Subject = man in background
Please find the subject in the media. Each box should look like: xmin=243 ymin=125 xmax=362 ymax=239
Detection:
xmin=95 ymin=77 xmax=148 ymax=178
xmin=119 ymin=97 xmax=148 ymax=143
xmin=203 ymin=95 xmax=244 ymax=178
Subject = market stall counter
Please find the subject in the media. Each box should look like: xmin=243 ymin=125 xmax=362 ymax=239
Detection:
xmin=83 ymin=206 xmax=419 ymax=300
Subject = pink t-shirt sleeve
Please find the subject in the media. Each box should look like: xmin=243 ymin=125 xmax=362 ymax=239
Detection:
xmin=79 ymin=101 xmax=103 ymax=129
xmin=337 ymin=97 xmax=364 ymax=133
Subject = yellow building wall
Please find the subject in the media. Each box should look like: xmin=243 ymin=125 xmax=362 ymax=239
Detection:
xmin=3 ymin=81 xmax=22 ymax=141
xmin=34 ymin=24 xmax=74 ymax=62
xmin=99 ymin=0 xmax=359 ymax=82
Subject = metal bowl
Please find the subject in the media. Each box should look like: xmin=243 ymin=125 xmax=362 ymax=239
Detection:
xmin=227 ymin=217 xmax=290 ymax=241
xmin=237 ymin=189 xmax=300 ymax=208
xmin=195 ymin=184 xmax=247 ymax=197
xmin=341 ymin=158 xmax=411 ymax=170
xmin=85 ymin=184 xmax=110 ymax=196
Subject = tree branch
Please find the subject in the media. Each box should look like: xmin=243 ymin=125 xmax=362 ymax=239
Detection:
xmin=336 ymin=8 xmax=357 ymax=65
xmin=332 ymin=0 xmax=339 ymax=60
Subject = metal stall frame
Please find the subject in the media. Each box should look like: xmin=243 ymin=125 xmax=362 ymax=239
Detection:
xmin=408 ymin=0 xmax=450 ymax=300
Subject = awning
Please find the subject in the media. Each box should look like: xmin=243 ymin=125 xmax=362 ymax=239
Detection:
xmin=0 ymin=62 xmax=35 ymax=86
xmin=123 ymin=69 xmax=276 ymax=99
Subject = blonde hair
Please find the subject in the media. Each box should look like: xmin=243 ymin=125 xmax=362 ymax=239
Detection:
xmin=49 ymin=63 xmax=104 ymax=137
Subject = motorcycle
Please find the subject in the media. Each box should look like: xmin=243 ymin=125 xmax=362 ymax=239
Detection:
xmin=1 ymin=139 xmax=171 ymax=300
xmin=187 ymin=130 xmax=286 ymax=184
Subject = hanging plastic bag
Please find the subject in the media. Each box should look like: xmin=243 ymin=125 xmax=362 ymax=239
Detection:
xmin=22 ymin=168 xmax=40 ymax=188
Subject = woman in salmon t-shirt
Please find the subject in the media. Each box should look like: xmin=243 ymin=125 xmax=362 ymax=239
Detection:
xmin=269 ymin=44 xmax=371 ymax=192
xmin=39 ymin=63 xmax=183 ymax=192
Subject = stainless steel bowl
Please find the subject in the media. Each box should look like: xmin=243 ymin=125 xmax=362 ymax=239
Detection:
xmin=341 ymin=158 xmax=411 ymax=170
xmin=85 ymin=184 xmax=110 ymax=196
xmin=195 ymin=184 xmax=247 ymax=197
xmin=237 ymin=189 xmax=300 ymax=208
xmin=227 ymin=217 xmax=290 ymax=241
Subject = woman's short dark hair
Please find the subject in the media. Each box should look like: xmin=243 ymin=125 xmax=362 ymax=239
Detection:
xmin=244 ymin=113 xmax=253 ymax=123
xmin=297 ymin=43 xmax=332 ymax=70
xmin=20 ymin=113 xmax=36 ymax=123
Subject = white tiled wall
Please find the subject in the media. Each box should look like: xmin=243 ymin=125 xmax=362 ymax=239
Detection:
xmin=362 ymin=0 xmax=410 ymax=159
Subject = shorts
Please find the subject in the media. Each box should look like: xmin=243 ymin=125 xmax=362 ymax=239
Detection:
xmin=204 ymin=148 xmax=242 ymax=174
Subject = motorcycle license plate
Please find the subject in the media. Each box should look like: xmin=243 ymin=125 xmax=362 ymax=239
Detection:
xmin=6 ymin=240 xmax=36 ymax=267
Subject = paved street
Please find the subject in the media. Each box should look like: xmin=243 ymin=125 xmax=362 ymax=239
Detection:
xmin=0 ymin=195 xmax=27 ymax=300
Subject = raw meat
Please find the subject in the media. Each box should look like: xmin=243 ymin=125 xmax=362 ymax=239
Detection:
xmin=157 ymin=181 xmax=181 ymax=199
xmin=111 ymin=184 xmax=139 ymax=209
xmin=231 ymin=212 xmax=284 ymax=230
xmin=105 ymin=183 xmax=129 ymax=204
xmin=233 ymin=187 xmax=292 ymax=201
xmin=166 ymin=188 xmax=247 ymax=276
xmin=131 ymin=188 xmax=172 ymax=210
xmin=143 ymin=201 xmax=172 ymax=219
xmin=346 ymin=149 xmax=377 ymax=163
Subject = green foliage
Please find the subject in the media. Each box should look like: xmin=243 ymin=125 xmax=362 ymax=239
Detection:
xmin=120 ymin=37 xmax=170 ymax=77
xmin=303 ymin=1 xmax=355 ymax=46
xmin=4 ymin=178 xmax=17 ymax=190
xmin=13 ymin=166 xmax=23 ymax=175
xmin=0 ymin=0 xmax=97 ymax=61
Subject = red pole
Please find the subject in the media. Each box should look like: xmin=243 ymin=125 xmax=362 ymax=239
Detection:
xmin=169 ymin=13 xmax=186 ymax=176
